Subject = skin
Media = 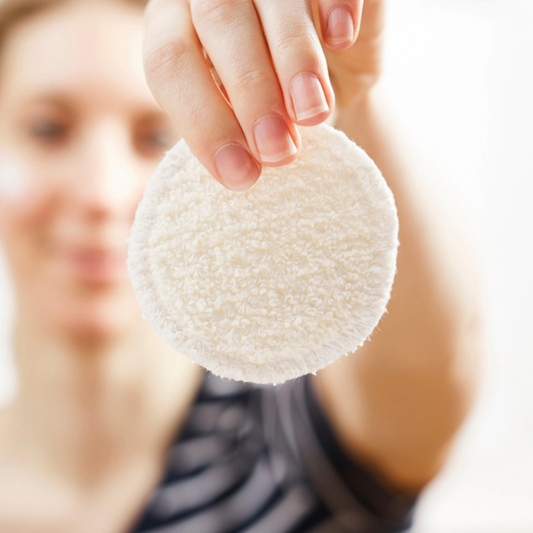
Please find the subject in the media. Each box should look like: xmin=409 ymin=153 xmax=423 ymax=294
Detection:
xmin=0 ymin=0 xmax=482 ymax=531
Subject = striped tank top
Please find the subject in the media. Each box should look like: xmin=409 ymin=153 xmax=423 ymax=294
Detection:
xmin=130 ymin=371 xmax=419 ymax=533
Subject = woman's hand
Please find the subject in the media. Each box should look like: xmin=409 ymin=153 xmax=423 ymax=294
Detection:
xmin=143 ymin=0 xmax=367 ymax=190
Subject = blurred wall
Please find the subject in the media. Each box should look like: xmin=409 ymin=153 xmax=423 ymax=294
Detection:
xmin=380 ymin=1 xmax=533 ymax=531
xmin=1 ymin=0 xmax=532 ymax=531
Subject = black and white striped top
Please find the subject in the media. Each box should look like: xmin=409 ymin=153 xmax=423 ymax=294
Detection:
xmin=130 ymin=371 xmax=419 ymax=533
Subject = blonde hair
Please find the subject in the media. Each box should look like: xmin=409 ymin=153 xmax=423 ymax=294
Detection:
xmin=0 ymin=0 xmax=148 ymax=52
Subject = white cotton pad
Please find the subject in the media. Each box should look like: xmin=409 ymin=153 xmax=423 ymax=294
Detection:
xmin=127 ymin=124 xmax=398 ymax=385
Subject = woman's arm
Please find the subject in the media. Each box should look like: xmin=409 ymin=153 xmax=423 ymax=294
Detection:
xmin=143 ymin=0 xmax=484 ymax=495
xmin=311 ymin=87 xmax=484 ymax=494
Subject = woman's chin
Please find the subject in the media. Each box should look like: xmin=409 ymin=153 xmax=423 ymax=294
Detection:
xmin=57 ymin=310 xmax=138 ymax=343
xmin=20 ymin=278 xmax=144 ymax=342
xmin=64 ymin=293 xmax=142 ymax=340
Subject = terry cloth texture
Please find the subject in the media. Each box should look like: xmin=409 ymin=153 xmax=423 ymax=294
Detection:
xmin=127 ymin=124 xmax=398 ymax=384
xmin=129 ymin=371 xmax=419 ymax=533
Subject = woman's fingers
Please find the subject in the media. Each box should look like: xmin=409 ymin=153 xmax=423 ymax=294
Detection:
xmin=143 ymin=0 xmax=360 ymax=190
xmin=144 ymin=0 xmax=261 ymax=190
xmin=191 ymin=0 xmax=299 ymax=166
xmin=315 ymin=0 xmax=364 ymax=50
xmin=253 ymin=0 xmax=334 ymax=126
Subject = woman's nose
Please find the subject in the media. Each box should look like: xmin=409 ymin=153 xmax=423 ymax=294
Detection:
xmin=73 ymin=124 xmax=146 ymax=218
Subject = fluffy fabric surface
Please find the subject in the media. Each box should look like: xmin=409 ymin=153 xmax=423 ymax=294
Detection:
xmin=127 ymin=124 xmax=398 ymax=384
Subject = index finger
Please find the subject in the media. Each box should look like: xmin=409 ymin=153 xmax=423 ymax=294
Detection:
xmin=143 ymin=0 xmax=262 ymax=191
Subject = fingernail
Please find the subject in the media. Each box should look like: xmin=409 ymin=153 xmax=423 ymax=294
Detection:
xmin=214 ymin=144 xmax=260 ymax=191
xmin=290 ymin=73 xmax=329 ymax=122
xmin=327 ymin=6 xmax=354 ymax=46
xmin=254 ymin=115 xmax=297 ymax=164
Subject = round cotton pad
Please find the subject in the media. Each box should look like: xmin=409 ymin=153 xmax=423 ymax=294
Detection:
xmin=128 ymin=124 xmax=398 ymax=385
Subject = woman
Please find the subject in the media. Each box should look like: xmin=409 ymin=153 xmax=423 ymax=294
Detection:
xmin=0 ymin=0 xmax=482 ymax=531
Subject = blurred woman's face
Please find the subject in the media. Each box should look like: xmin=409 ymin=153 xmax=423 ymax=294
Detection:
xmin=0 ymin=1 xmax=177 ymax=338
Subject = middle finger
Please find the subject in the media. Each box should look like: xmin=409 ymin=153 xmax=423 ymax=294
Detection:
xmin=191 ymin=0 xmax=300 ymax=166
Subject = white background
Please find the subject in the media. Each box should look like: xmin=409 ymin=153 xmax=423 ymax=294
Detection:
xmin=1 ymin=0 xmax=532 ymax=531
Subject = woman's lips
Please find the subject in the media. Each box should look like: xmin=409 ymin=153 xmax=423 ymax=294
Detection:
xmin=57 ymin=248 xmax=128 ymax=284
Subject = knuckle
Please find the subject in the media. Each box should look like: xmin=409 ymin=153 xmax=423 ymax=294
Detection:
xmin=275 ymin=27 xmax=325 ymax=74
xmin=232 ymin=67 xmax=272 ymax=94
xmin=144 ymin=39 xmax=189 ymax=83
xmin=276 ymin=28 xmax=316 ymax=58
xmin=192 ymin=0 xmax=249 ymax=22
xmin=187 ymin=98 xmax=213 ymax=127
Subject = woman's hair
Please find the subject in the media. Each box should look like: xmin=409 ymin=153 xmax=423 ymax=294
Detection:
xmin=0 ymin=0 xmax=148 ymax=53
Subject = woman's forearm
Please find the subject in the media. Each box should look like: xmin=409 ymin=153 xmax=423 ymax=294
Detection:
xmin=335 ymin=87 xmax=481 ymax=368
xmin=319 ymin=87 xmax=483 ymax=490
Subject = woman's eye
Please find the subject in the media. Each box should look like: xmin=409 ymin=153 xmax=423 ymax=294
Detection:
xmin=29 ymin=121 xmax=68 ymax=142
xmin=137 ymin=129 xmax=175 ymax=156
xmin=149 ymin=132 xmax=171 ymax=148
